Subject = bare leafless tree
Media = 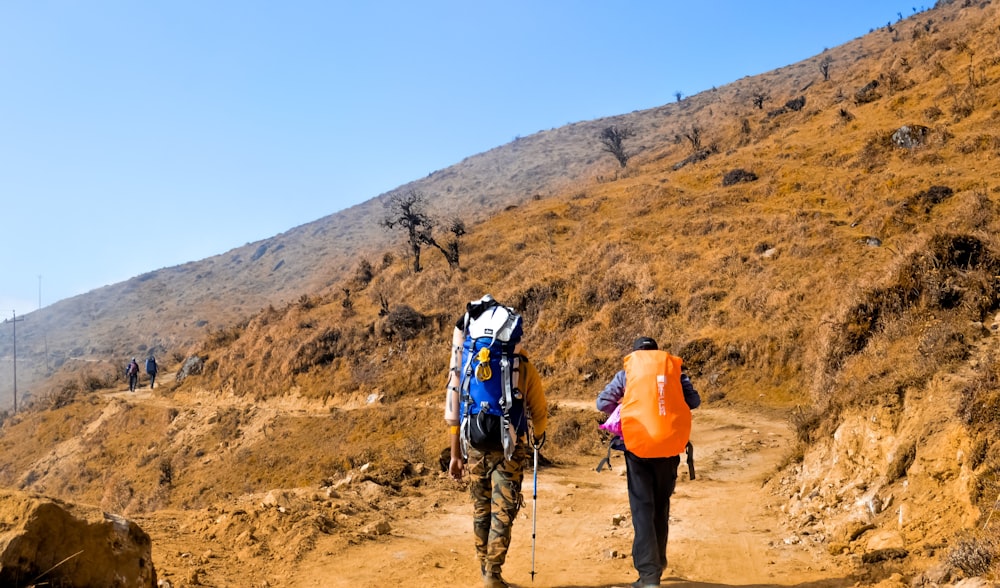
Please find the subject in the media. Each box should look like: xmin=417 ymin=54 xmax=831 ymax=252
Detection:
xmin=683 ymin=125 xmax=703 ymax=151
xmin=751 ymin=88 xmax=770 ymax=110
xmin=598 ymin=125 xmax=635 ymax=168
xmin=421 ymin=217 xmax=465 ymax=270
xmin=381 ymin=190 xmax=435 ymax=273
xmin=445 ymin=219 xmax=466 ymax=268
xmin=381 ymin=191 xmax=466 ymax=271
xmin=819 ymin=56 xmax=833 ymax=81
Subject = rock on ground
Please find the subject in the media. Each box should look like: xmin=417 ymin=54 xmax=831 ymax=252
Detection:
xmin=0 ymin=490 xmax=156 ymax=587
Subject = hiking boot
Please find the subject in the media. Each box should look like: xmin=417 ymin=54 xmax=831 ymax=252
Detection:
xmin=630 ymin=581 xmax=660 ymax=588
xmin=483 ymin=570 xmax=510 ymax=588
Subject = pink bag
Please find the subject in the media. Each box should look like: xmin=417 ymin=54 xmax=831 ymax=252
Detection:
xmin=599 ymin=404 xmax=622 ymax=436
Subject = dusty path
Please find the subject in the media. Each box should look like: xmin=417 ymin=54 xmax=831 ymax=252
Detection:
xmin=287 ymin=406 xmax=853 ymax=588
xmin=105 ymin=383 xmax=853 ymax=587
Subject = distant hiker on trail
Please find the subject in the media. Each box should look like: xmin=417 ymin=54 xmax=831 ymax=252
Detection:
xmin=145 ymin=355 xmax=158 ymax=389
xmin=126 ymin=358 xmax=140 ymax=393
xmin=444 ymin=294 xmax=548 ymax=588
xmin=596 ymin=336 xmax=701 ymax=588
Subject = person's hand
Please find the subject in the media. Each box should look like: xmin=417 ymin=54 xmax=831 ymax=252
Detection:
xmin=449 ymin=456 xmax=464 ymax=481
xmin=532 ymin=432 xmax=546 ymax=450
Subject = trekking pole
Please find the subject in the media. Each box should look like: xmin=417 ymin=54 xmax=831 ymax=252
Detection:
xmin=686 ymin=441 xmax=696 ymax=481
xmin=530 ymin=443 xmax=538 ymax=582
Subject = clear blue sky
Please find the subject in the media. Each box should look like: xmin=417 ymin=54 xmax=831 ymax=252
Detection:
xmin=1 ymin=1 xmax=916 ymax=316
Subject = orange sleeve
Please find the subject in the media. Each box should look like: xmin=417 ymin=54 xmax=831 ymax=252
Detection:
xmin=520 ymin=358 xmax=548 ymax=437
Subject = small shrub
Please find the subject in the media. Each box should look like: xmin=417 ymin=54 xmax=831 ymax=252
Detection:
xmin=678 ymin=338 xmax=718 ymax=376
xmin=911 ymin=185 xmax=954 ymax=210
xmin=958 ymin=360 xmax=1000 ymax=431
xmin=383 ymin=305 xmax=428 ymax=341
xmin=646 ymin=296 xmax=680 ymax=320
xmin=790 ymin=406 xmax=824 ymax=443
xmin=952 ymin=86 xmax=977 ymax=119
xmin=722 ymin=169 xmax=758 ymax=186
xmin=855 ymin=80 xmax=881 ymax=104
xmin=353 ymin=259 xmax=375 ymax=289
xmin=291 ymin=328 xmax=343 ymax=374
xmin=830 ymin=284 xmax=916 ymax=363
xmin=946 ymin=533 xmax=997 ymax=577
xmin=298 ymin=293 xmax=316 ymax=310
xmin=511 ymin=282 xmax=562 ymax=326
xmin=83 ymin=374 xmax=106 ymax=392
xmin=159 ymin=459 xmax=174 ymax=486
xmin=204 ymin=324 xmax=243 ymax=351
xmin=600 ymin=275 xmax=633 ymax=303
xmin=672 ymin=147 xmax=715 ymax=171
xmin=785 ymin=96 xmax=806 ymax=111
xmin=42 ymin=384 xmax=79 ymax=410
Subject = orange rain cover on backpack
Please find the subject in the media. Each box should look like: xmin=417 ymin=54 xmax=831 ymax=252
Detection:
xmin=620 ymin=350 xmax=692 ymax=458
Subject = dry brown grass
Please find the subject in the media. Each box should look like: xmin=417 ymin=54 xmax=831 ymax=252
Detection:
xmin=4 ymin=3 xmax=1000 ymax=576
xmin=959 ymin=349 xmax=1000 ymax=514
xmin=155 ymin=5 xmax=1000 ymax=474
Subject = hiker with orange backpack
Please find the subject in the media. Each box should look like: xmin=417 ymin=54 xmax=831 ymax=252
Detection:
xmin=445 ymin=294 xmax=548 ymax=588
xmin=596 ymin=337 xmax=701 ymax=588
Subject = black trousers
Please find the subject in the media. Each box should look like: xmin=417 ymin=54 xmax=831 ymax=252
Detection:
xmin=625 ymin=451 xmax=680 ymax=585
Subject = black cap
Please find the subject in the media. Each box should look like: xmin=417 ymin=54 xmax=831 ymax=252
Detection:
xmin=633 ymin=337 xmax=658 ymax=351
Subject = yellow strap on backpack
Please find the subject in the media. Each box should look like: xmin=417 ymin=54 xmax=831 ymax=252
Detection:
xmin=475 ymin=347 xmax=492 ymax=381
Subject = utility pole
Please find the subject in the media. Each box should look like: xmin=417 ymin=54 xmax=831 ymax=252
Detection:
xmin=3 ymin=311 xmax=24 ymax=413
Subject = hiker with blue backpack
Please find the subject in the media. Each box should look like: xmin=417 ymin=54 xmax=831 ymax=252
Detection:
xmin=445 ymin=295 xmax=548 ymax=588
xmin=596 ymin=336 xmax=701 ymax=588
xmin=145 ymin=356 xmax=158 ymax=389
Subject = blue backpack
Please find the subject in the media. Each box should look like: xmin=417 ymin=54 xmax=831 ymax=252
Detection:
xmin=458 ymin=297 xmax=526 ymax=460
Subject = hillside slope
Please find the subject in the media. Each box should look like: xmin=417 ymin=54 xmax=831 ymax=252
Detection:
xmin=7 ymin=1 xmax=980 ymax=407
xmin=2 ymin=0 xmax=1000 ymax=584
xmin=0 ymin=88 xmax=653 ymax=407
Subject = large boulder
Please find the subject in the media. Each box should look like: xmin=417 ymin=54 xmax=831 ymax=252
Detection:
xmin=0 ymin=491 xmax=156 ymax=587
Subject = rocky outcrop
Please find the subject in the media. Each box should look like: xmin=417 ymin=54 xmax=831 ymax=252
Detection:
xmin=0 ymin=491 xmax=155 ymax=587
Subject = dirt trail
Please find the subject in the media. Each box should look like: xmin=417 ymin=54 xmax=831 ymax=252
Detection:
xmin=286 ymin=406 xmax=853 ymax=588
xmin=104 ymin=382 xmax=853 ymax=587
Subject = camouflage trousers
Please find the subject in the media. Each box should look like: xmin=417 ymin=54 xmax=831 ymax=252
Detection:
xmin=467 ymin=443 xmax=527 ymax=574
